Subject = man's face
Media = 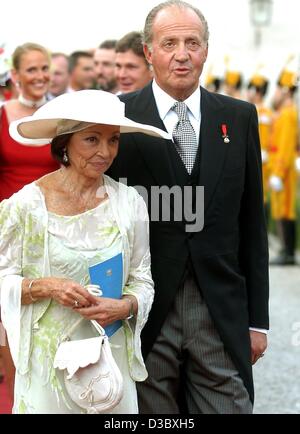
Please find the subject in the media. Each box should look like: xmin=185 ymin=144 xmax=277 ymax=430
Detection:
xmin=93 ymin=48 xmax=117 ymax=92
xmin=71 ymin=57 xmax=95 ymax=90
xmin=115 ymin=50 xmax=153 ymax=94
xmin=49 ymin=55 xmax=69 ymax=96
xmin=144 ymin=6 xmax=208 ymax=101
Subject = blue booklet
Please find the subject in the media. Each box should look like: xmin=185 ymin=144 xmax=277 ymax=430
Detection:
xmin=88 ymin=252 xmax=123 ymax=337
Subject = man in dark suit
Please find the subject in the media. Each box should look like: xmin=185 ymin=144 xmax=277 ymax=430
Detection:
xmin=108 ymin=0 xmax=269 ymax=413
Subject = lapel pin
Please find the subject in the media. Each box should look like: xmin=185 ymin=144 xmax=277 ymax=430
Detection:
xmin=221 ymin=124 xmax=230 ymax=143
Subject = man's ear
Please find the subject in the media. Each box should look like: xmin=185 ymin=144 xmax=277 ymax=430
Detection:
xmin=203 ymin=44 xmax=209 ymax=64
xmin=143 ymin=44 xmax=152 ymax=66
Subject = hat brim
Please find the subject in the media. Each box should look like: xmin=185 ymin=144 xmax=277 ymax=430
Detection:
xmin=9 ymin=115 xmax=171 ymax=144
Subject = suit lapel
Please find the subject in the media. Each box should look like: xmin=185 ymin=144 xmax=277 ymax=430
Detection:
xmin=124 ymin=83 xmax=178 ymax=187
xmin=199 ymin=88 xmax=232 ymax=209
xmin=125 ymin=84 xmax=233 ymax=210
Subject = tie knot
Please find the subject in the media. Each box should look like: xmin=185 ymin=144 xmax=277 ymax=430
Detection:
xmin=172 ymin=101 xmax=188 ymax=121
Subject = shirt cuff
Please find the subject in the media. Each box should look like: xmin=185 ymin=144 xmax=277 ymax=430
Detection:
xmin=249 ymin=327 xmax=268 ymax=335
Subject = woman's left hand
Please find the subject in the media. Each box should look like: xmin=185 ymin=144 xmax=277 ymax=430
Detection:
xmin=75 ymin=297 xmax=130 ymax=327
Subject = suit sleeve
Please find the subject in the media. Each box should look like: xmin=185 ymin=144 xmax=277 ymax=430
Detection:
xmin=122 ymin=189 xmax=154 ymax=380
xmin=239 ymin=106 xmax=269 ymax=329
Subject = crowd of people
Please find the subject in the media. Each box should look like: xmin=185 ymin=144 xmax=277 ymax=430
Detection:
xmin=206 ymin=61 xmax=300 ymax=266
xmin=0 ymin=0 xmax=298 ymax=415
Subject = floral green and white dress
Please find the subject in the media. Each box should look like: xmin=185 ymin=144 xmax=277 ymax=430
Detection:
xmin=0 ymin=176 xmax=154 ymax=414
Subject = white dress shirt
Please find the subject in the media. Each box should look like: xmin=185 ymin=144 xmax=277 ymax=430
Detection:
xmin=152 ymin=80 xmax=201 ymax=143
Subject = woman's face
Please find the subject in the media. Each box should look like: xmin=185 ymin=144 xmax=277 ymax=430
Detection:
xmin=67 ymin=124 xmax=120 ymax=179
xmin=14 ymin=50 xmax=50 ymax=100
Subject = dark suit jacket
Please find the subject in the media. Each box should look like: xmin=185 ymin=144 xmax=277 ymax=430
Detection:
xmin=108 ymin=83 xmax=269 ymax=403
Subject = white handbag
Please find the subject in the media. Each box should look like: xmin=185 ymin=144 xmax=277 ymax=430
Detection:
xmin=54 ymin=318 xmax=123 ymax=414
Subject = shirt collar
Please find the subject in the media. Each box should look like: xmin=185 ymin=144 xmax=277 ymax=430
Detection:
xmin=152 ymin=79 xmax=201 ymax=121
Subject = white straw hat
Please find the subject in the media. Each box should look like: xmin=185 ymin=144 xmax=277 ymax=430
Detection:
xmin=9 ymin=89 xmax=171 ymax=144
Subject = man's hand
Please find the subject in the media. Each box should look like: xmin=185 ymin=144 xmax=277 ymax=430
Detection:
xmin=250 ymin=330 xmax=267 ymax=365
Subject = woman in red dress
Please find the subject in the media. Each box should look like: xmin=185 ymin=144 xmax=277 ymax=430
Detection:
xmin=0 ymin=42 xmax=59 ymax=406
xmin=0 ymin=42 xmax=59 ymax=201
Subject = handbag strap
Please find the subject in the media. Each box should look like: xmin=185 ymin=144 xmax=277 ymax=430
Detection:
xmin=91 ymin=319 xmax=106 ymax=336
xmin=60 ymin=317 xmax=106 ymax=342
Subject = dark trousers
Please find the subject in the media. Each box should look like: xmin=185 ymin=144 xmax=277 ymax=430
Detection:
xmin=137 ymin=274 xmax=252 ymax=414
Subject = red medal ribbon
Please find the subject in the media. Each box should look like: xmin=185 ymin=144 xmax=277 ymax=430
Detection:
xmin=221 ymin=124 xmax=227 ymax=137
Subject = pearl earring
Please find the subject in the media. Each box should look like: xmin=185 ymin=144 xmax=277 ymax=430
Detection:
xmin=62 ymin=149 xmax=69 ymax=164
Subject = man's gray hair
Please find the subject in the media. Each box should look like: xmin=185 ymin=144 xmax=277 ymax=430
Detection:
xmin=143 ymin=0 xmax=209 ymax=49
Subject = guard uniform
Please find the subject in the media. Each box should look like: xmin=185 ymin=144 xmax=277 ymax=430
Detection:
xmin=269 ymin=66 xmax=299 ymax=265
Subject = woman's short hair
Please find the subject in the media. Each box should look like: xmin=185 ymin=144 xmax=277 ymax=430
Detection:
xmin=12 ymin=42 xmax=51 ymax=70
xmin=51 ymin=134 xmax=72 ymax=167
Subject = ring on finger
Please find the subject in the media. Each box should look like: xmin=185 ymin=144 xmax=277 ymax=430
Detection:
xmin=74 ymin=300 xmax=80 ymax=308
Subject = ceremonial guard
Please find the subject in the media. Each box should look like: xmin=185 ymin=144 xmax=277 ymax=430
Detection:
xmin=269 ymin=59 xmax=299 ymax=265
xmin=222 ymin=57 xmax=243 ymax=99
xmin=247 ymin=70 xmax=273 ymax=220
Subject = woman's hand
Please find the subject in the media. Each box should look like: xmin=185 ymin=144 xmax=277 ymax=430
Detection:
xmin=75 ymin=297 xmax=134 ymax=327
xmin=49 ymin=278 xmax=97 ymax=308
xmin=22 ymin=277 xmax=96 ymax=308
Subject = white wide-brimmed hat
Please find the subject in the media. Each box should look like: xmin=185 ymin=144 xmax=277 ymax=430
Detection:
xmin=9 ymin=89 xmax=171 ymax=145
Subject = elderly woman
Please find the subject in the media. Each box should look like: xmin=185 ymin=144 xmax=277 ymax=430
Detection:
xmin=0 ymin=90 xmax=169 ymax=414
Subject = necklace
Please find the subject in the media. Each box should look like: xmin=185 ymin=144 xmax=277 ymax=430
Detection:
xmin=18 ymin=94 xmax=46 ymax=109
xmin=59 ymin=169 xmax=106 ymax=213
